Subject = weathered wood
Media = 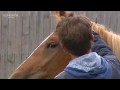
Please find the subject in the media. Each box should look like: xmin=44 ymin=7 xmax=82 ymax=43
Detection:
xmin=85 ymin=11 xmax=97 ymax=22
xmin=15 ymin=11 xmax=22 ymax=69
xmin=36 ymin=11 xmax=44 ymax=46
xmin=109 ymin=11 xmax=118 ymax=33
xmin=29 ymin=11 xmax=37 ymax=55
xmin=21 ymin=11 xmax=30 ymax=61
xmin=0 ymin=12 xmax=2 ymax=78
xmin=1 ymin=11 xmax=9 ymax=78
xmin=117 ymin=11 xmax=120 ymax=34
xmin=50 ymin=11 xmax=56 ymax=33
xmin=43 ymin=11 xmax=51 ymax=39
xmin=7 ymin=11 xmax=16 ymax=78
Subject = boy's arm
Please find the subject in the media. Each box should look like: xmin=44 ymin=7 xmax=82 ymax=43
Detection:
xmin=92 ymin=31 xmax=120 ymax=78
xmin=92 ymin=31 xmax=114 ymax=57
xmin=92 ymin=31 xmax=120 ymax=66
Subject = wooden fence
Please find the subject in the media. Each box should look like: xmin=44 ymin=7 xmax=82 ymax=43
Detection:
xmin=0 ymin=11 xmax=120 ymax=79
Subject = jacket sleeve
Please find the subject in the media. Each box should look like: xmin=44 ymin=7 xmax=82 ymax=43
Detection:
xmin=92 ymin=31 xmax=114 ymax=57
xmin=92 ymin=31 xmax=120 ymax=78
xmin=92 ymin=31 xmax=120 ymax=69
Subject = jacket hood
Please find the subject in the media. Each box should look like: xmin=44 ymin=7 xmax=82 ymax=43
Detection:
xmin=65 ymin=52 xmax=112 ymax=79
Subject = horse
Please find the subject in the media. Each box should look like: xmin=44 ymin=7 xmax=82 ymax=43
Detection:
xmin=8 ymin=32 xmax=71 ymax=79
xmin=8 ymin=11 xmax=120 ymax=79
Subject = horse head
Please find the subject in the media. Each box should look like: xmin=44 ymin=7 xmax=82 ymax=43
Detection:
xmin=8 ymin=11 xmax=72 ymax=79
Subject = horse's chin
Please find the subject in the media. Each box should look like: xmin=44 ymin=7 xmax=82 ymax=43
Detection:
xmin=26 ymin=72 xmax=48 ymax=79
xmin=8 ymin=71 xmax=48 ymax=79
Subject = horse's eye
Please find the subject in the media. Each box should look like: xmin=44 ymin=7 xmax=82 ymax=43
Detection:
xmin=47 ymin=43 xmax=58 ymax=48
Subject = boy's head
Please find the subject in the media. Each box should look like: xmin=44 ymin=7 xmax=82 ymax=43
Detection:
xmin=56 ymin=15 xmax=94 ymax=56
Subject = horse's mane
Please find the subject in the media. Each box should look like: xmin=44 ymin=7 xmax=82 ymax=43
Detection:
xmin=55 ymin=11 xmax=120 ymax=61
xmin=92 ymin=22 xmax=120 ymax=61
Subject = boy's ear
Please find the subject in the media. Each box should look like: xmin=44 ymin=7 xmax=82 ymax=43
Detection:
xmin=91 ymin=34 xmax=94 ymax=47
xmin=92 ymin=34 xmax=94 ymax=42
xmin=60 ymin=42 xmax=64 ymax=49
xmin=60 ymin=42 xmax=67 ymax=52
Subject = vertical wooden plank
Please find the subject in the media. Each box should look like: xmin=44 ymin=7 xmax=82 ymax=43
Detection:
xmin=117 ymin=11 xmax=120 ymax=34
xmin=50 ymin=11 xmax=56 ymax=33
xmin=96 ymin=11 xmax=105 ymax=24
xmin=101 ymin=11 xmax=112 ymax=31
xmin=21 ymin=11 xmax=30 ymax=61
xmin=7 ymin=11 xmax=16 ymax=78
xmin=84 ymin=11 xmax=90 ymax=18
xmin=103 ymin=11 xmax=112 ymax=31
xmin=29 ymin=11 xmax=37 ymax=55
xmin=36 ymin=11 xmax=44 ymax=45
xmin=1 ymin=11 xmax=9 ymax=78
xmin=14 ymin=11 xmax=22 ymax=70
xmin=102 ymin=11 xmax=110 ymax=29
xmin=0 ymin=11 xmax=2 ymax=78
xmin=85 ymin=11 xmax=97 ymax=22
xmin=43 ymin=11 xmax=51 ymax=39
xmin=109 ymin=11 xmax=118 ymax=33
xmin=77 ymin=11 xmax=86 ymax=16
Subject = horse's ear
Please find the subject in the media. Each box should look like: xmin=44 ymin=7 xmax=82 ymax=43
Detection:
xmin=55 ymin=11 xmax=74 ymax=22
xmin=58 ymin=11 xmax=66 ymax=16
xmin=55 ymin=11 xmax=63 ymax=22
xmin=55 ymin=11 xmax=65 ymax=17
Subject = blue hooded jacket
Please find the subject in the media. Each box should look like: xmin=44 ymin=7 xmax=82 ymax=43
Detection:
xmin=54 ymin=31 xmax=120 ymax=79
xmin=64 ymin=52 xmax=112 ymax=79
